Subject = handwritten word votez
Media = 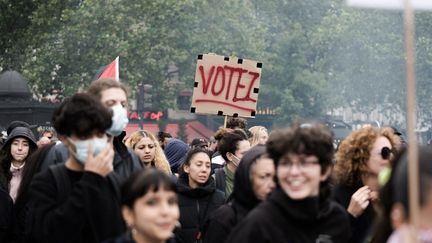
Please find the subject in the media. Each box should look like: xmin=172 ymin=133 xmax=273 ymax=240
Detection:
xmin=198 ymin=65 xmax=259 ymax=103
xmin=191 ymin=54 xmax=262 ymax=118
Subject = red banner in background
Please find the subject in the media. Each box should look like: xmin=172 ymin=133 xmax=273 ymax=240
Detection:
xmin=99 ymin=57 xmax=119 ymax=81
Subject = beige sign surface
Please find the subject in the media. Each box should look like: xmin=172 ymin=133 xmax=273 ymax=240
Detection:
xmin=190 ymin=53 xmax=262 ymax=118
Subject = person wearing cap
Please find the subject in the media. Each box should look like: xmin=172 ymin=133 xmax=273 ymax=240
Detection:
xmin=0 ymin=126 xmax=37 ymax=202
xmin=203 ymin=144 xmax=275 ymax=243
xmin=191 ymin=138 xmax=209 ymax=150
xmin=6 ymin=120 xmax=35 ymax=136
xmin=164 ymin=138 xmax=189 ymax=174
xmin=0 ymin=124 xmax=36 ymax=242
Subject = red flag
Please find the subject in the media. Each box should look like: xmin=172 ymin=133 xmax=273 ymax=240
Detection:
xmin=99 ymin=57 xmax=119 ymax=81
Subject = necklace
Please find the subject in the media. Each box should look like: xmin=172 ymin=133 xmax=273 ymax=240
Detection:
xmin=11 ymin=162 xmax=25 ymax=170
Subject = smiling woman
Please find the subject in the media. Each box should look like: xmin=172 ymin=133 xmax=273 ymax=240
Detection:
xmin=226 ymin=122 xmax=351 ymax=243
xmin=103 ymin=169 xmax=179 ymax=243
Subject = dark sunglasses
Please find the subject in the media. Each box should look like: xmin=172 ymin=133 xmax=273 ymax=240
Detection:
xmin=381 ymin=147 xmax=392 ymax=160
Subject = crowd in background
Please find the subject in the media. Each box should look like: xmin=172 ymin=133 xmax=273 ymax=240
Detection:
xmin=1 ymin=78 xmax=432 ymax=243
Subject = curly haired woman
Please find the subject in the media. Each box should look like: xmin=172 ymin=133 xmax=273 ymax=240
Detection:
xmin=126 ymin=130 xmax=171 ymax=174
xmin=332 ymin=126 xmax=400 ymax=243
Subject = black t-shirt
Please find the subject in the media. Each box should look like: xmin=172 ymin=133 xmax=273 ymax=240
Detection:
xmin=27 ymin=165 xmax=124 ymax=243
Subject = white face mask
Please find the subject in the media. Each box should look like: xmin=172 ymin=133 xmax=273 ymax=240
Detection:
xmin=231 ymin=154 xmax=241 ymax=167
xmin=107 ymin=105 xmax=129 ymax=136
xmin=69 ymin=136 xmax=108 ymax=165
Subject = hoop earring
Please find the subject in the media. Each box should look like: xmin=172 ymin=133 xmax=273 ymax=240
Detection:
xmin=127 ymin=223 xmax=137 ymax=235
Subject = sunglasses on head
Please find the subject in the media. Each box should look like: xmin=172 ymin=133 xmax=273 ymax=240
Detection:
xmin=381 ymin=147 xmax=392 ymax=160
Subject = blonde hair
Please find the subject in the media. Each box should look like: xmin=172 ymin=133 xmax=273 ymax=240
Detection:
xmin=126 ymin=130 xmax=172 ymax=174
xmin=249 ymin=126 xmax=268 ymax=147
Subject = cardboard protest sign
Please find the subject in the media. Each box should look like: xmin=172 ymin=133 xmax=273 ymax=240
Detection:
xmin=190 ymin=53 xmax=263 ymax=118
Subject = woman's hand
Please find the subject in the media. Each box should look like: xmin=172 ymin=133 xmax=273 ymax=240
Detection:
xmin=347 ymin=185 xmax=372 ymax=218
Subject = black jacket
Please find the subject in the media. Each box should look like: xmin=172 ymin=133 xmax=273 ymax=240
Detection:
xmin=204 ymin=145 xmax=267 ymax=243
xmin=203 ymin=201 xmax=247 ymax=243
xmin=38 ymin=136 xmax=143 ymax=182
xmin=26 ymin=165 xmax=124 ymax=243
xmin=175 ymin=173 xmax=225 ymax=243
xmin=226 ymin=187 xmax=351 ymax=243
xmin=332 ymin=184 xmax=375 ymax=243
xmin=103 ymin=233 xmax=177 ymax=243
xmin=0 ymin=187 xmax=13 ymax=242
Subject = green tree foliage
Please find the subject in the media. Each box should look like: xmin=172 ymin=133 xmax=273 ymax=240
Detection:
xmin=2 ymin=0 xmax=432 ymax=126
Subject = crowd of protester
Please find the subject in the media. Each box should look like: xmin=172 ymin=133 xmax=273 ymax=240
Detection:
xmin=2 ymin=77 xmax=432 ymax=243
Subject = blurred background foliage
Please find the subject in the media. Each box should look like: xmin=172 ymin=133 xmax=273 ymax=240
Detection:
xmin=1 ymin=0 xmax=432 ymax=125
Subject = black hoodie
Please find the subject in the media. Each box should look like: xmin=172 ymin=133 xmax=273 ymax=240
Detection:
xmin=226 ymin=187 xmax=351 ymax=243
xmin=175 ymin=173 xmax=225 ymax=243
xmin=203 ymin=145 xmax=267 ymax=243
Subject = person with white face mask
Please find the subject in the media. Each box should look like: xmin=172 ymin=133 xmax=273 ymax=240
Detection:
xmin=37 ymin=78 xmax=142 ymax=182
xmin=107 ymin=104 xmax=129 ymax=137
xmin=87 ymin=78 xmax=143 ymax=179
xmin=213 ymin=129 xmax=251 ymax=199
xmin=26 ymin=93 xmax=125 ymax=243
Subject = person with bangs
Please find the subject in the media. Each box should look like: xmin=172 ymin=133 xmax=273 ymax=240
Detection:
xmin=13 ymin=142 xmax=56 ymax=243
xmin=104 ymin=169 xmax=179 ymax=243
xmin=26 ymin=93 xmax=124 ymax=243
xmin=226 ymin=123 xmax=350 ymax=243
xmin=175 ymin=148 xmax=225 ymax=243
xmin=38 ymin=78 xmax=142 ymax=182
xmin=0 ymin=125 xmax=38 ymax=202
xmin=333 ymin=126 xmax=400 ymax=243
xmin=126 ymin=130 xmax=171 ymax=174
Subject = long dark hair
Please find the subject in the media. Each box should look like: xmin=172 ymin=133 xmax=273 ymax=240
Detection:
xmin=15 ymin=142 xmax=56 ymax=207
xmin=179 ymin=147 xmax=211 ymax=174
xmin=0 ymin=140 xmax=37 ymax=190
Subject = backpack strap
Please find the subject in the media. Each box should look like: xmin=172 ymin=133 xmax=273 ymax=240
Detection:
xmin=214 ymin=168 xmax=226 ymax=193
xmin=107 ymin=173 xmax=121 ymax=201
xmin=49 ymin=165 xmax=71 ymax=203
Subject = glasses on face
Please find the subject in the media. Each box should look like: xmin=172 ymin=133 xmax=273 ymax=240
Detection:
xmin=380 ymin=147 xmax=393 ymax=160
xmin=279 ymin=157 xmax=319 ymax=171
